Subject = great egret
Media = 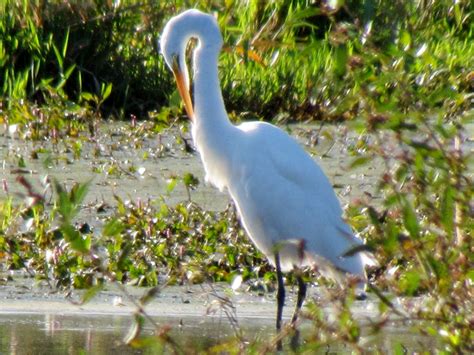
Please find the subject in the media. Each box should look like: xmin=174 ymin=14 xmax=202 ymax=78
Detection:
xmin=161 ymin=9 xmax=370 ymax=349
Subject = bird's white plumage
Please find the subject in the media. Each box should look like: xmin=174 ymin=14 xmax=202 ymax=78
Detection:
xmin=160 ymin=10 xmax=369 ymax=279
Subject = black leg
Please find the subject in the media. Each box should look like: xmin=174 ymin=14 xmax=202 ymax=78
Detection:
xmin=275 ymin=252 xmax=285 ymax=351
xmin=290 ymin=273 xmax=307 ymax=350
xmin=291 ymin=274 xmax=307 ymax=324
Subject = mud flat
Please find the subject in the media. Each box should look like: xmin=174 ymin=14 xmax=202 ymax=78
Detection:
xmin=1 ymin=122 xmax=385 ymax=215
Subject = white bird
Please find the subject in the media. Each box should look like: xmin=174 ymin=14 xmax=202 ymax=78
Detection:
xmin=160 ymin=9 xmax=371 ymax=349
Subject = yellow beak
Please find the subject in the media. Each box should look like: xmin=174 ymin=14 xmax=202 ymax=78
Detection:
xmin=172 ymin=59 xmax=194 ymax=121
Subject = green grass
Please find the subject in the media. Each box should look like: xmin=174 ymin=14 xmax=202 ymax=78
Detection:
xmin=0 ymin=0 xmax=473 ymax=353
xmin=1 ymin=0 xmax=472 ymax=123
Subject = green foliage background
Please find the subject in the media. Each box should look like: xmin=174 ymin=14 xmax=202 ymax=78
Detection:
xmin=0 ymin=0 xmax=473 ymax=353
xmin=1 ymin=0 xmax=472 ymax=121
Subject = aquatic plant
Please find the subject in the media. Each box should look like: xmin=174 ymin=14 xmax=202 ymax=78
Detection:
xmin=0 ymin=0 xmax=473 ymax=352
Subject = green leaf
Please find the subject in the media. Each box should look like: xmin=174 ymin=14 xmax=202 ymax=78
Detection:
xmin=70 ymin=181 xmax=90 ymax=207
xmin=103 ymin=218 xmax=124 ymax=237
xmin=54 ymin=180 xmax=73 ymax=222
xmin=124 ymin=313 xmax=145 ymax=345
xmin=401 ymin=197 xmax=419 ymax=238
xmin=101 ymin=82 xmax=112 ymax=100
xmin=333 ymin=44 xmax=348 ymax=77
xmin=169 ymin=88 xmax=182 ymax=108
xmin=408 ymin=139 xmax=435 ymax=151
xmin=63 ymin=64 xmax=76 ymax=81
xmin=367 ymin=206 xmax=381 ymax=226
xmin=453 ymin=3 xmax=462 ymax=26
xmin=393 ymin=342 xmax=406 ymax=355
xmin=117 ymin=243 xmax=132 ymax=270
xmin=400 ymin=270 xmax=421 ymax=296
xmin=426 ymin=254 xmax=448 ymax=280
xmin=39 ymin=77 xmax=54 ymax=89
xmin=52 ymin=43 xmax=63 ymax=71
xmin=77 ymin=70 xmax=82 ymax=93
xmin=183 ymin=172 xmax=199 ymax=188
xmin=81 ymin=92 xmax=94 ymax=101
xmin=467 ymin=269 xmax=474 ymax=282
xmin=399 ymin=30 xmax=411 ymax=51
xmin=349 ymin=156 xmax=370 ymax=169
xmin=114 ymin=194 xmax=126 ymax=215
xmin=62 ymin=28 xmax=70 ymax=59
xmin=440 ymin=185 xmax=454 ymax=235
xmin=18 ymin=155 xmax=26 ymax=168
xmin=62 ymin=224 xmax=91 ymax=253
xmin=166 ymin=177 xmax=177 ymax=193
xmin=80 ymin=284 xmax=104 ymax=305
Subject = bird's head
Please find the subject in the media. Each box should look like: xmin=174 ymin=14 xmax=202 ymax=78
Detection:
xmin=160 ymin=9 xmax=222 ymax=121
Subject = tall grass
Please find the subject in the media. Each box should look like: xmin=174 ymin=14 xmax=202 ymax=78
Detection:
xmin=1 ymin=0 xmax=472 ymax=123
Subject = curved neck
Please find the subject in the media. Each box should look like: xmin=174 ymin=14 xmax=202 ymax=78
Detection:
xmin=192 ymin=44 xmax=231 ymax=131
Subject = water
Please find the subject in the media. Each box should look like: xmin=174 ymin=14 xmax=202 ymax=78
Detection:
xmin=0 ymin=312 xmax=247 ymax=354
xmin=0 ymin=277 xmax=437 ymax=354
xmin=0 ymin=313 xmax=136 ymax=354
xmin=0 ymin=311 xmax=437 ymax=354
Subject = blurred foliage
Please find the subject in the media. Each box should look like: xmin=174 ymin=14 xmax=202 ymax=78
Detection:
xmin=345 ymin=109 xmax=473 ymax=353
xmin=0 ymin=0 xmax=171 ymax=120
xmin=0 ymin=0 xmax=472 ymax=124
xmin=0 ymin=180 xmax=271 ymax=289
xmin=0 ymin=0 xmax=473 ymax=353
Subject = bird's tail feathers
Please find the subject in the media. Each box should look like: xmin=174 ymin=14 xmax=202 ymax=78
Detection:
xmin=337 ymin=223 xmax=378 ymax=269
xmin=305 ymin=253 xmax=356 ymax=285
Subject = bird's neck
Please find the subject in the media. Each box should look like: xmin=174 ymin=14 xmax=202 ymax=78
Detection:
xmin=193 ymin=46 xmax=231 ymax=133
xmin=191 ymin=45 xmax=236 ymax=190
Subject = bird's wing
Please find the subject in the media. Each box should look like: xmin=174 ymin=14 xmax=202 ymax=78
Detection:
xmin=231 ymin=122 xmax=364 ymax=273
xmin=236 ymin=121 xmax=344 ymax=220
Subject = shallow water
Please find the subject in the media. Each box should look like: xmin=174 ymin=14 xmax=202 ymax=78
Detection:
xmin=0 ymin=275 xmax=438 ymax=354
xmin=1 ymin=313 xmax=137 ymax=354
xmin=0 ymin=311 xmax=437 ymax=354
xmin=0 ymin=313 xmax=245 ymax=354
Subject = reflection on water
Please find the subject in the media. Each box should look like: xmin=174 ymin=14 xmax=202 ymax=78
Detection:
xmin=1 ymin=313 xmax=137 ymax=354
xmin=0 ymin=313 xmax=238 ymax=354
xmin=0 ymin=312 xmax=437 ymax=354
